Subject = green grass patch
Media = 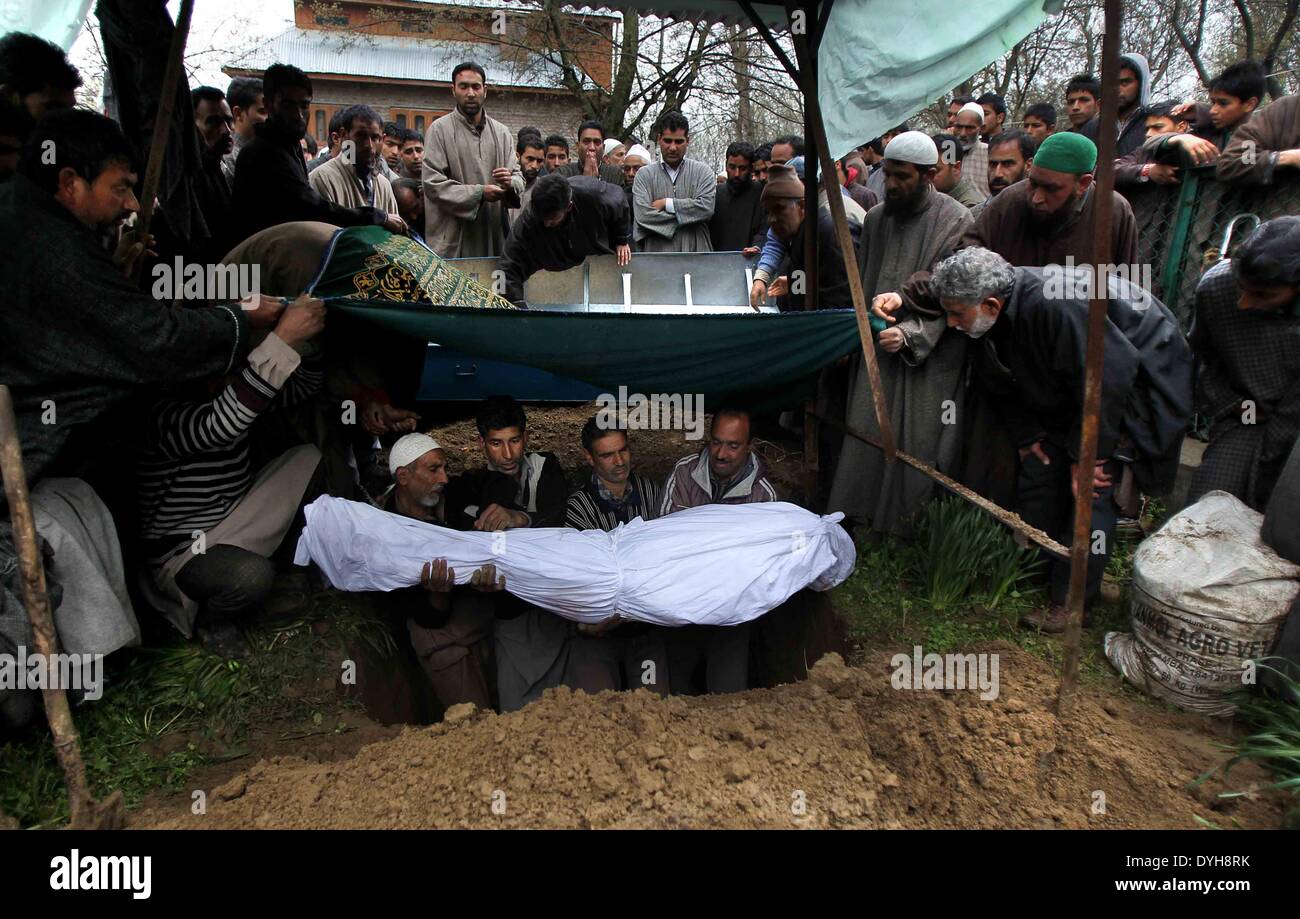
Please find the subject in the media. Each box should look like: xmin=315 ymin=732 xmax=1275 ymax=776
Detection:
xmin=832 ymin=498 xmax=1136 ymax=686
xmin=0 ymin=589 xmax=393 ymax=828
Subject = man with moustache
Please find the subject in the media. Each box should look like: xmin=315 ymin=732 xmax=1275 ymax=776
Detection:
xmin=922 ymin=247 xmax=1190 ymax=632
xmin=986 ymin=130 xmax=1035 ymax=196
xmin=958 ymin=132 xmax=1136 ymax=508
xmin=971 ymin=129 xmax=1036 ymax=217
xmin=828 ymin=131 xmax=973 ymax=538
xmin=373 ymin=433 xmax=506 ymax=712
xmin=631 ymin=110 xmax=716 ymax=252
xmin=962 ymin=132 xmax=1137 ymax=270
xmin=233 ymin=64 xmax=405 ymax=242
xmin=709 ymin=141 xmax=766 ymax=251
xmin=190 ymin=86 xmax=237 ymax=261
xmin=0 ymin=109 xmax=287 ymax=698
xmin=507 ymin=131 xmax=545 ymax=225
xmin=421 ymin=61 xmax=525 ymax=258
xmin=661 ymin=409 xmax=779 ymax=694
xmin=564 ymin=418 xmax=670 ymax=696
xmin=758 ymin=163 xmax=858 ymax=309
xmin=952 ymin=101 xmax=991 ymax=197
xmin=307 ymin=104 xmax=400 ymax=217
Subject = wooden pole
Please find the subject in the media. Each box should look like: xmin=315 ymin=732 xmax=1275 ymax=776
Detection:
xmin=0 ymin=386 xmax=123 ymax=829
xmin=792 ymin=17 xmax=897 ymax=462
xmin=1058 ymin=0 xmax=1122 ymax=712
xmin=129 ymin=0 xmax=196 ymax=281
xmin=810 ymin=410 xmax=1069 ymax=560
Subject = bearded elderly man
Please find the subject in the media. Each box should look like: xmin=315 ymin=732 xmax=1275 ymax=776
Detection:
xmin=372 ymin=433 xmax=504 ymax=713
xmin=952 ymin=102 xmax=991 ymax=198
xmin=828 ymin=131 xmax=973 ymax=538
xmin=962 ymin=131 xmax=1138 ymax=269
xmin=918 ymin=247 xmax=1191 ymax=633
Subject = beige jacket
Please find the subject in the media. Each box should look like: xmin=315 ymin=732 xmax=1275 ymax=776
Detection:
xmin=308 ymin=153 xmax=398 ymax=218
xmin=421 ymin=108 xmax=524 ymax=258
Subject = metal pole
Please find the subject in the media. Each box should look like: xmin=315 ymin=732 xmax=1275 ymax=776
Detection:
xmin=1058 ymin=0 xmax=1122 ymax=712
xmin=0 ymin=386 xmax=123 ymax=828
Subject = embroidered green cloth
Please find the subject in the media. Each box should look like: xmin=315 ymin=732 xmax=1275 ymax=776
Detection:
xmin=308 ymin=225 xmax=516 ymax=309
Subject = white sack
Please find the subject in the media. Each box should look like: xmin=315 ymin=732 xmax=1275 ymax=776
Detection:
xmin=1104 ymin=490 xmax=1300 ymax=716
xmin=295 ymin=497 xmax=856 ymax=626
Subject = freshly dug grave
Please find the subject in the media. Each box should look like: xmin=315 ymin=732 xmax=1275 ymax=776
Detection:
xmin=135 ymin=645 xmax=1287 ymax=829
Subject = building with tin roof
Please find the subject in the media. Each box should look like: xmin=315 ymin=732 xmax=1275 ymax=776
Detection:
xmin=224 ymin=0 xmax=615 ymax=146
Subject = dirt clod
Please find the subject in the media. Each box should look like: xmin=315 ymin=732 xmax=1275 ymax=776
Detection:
xmin=443 ymin=702 xmax=478 ymax=724
xmin=213 ymin=776 xmax=247 ymax=801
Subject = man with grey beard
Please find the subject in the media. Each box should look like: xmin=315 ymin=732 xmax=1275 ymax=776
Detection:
xmin=374 ymin=433 xmax=504 ymax=713
xmin=918 ymin=247 xmax=1191 ymax=634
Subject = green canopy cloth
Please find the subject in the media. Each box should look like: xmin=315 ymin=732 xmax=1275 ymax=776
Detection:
xmin=307 ymin=225 xmax=863 ymax=405
xmin=322 ymin=298 xmax=863 ymax=406
xmin=819 ymin=0 xmax=1057 ymax=160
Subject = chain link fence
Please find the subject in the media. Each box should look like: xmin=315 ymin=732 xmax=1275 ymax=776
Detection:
xmin=1128 ymin=165 xmax=1300 ymax=328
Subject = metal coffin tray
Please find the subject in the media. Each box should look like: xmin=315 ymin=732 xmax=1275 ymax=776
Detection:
xmin=418 ymin=251 xmax=765 ymax=401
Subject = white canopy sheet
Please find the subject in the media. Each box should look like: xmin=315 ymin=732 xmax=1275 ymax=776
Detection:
xmin=295 ymin=497 xmax=857 ymax=627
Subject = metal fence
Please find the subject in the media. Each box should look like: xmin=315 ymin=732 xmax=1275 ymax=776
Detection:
xmin=1128 ymin=165 xmax=1300 ymax=327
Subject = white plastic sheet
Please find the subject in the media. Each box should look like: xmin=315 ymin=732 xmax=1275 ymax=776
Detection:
xmin=295 ymin=497 xmax=856 ymax=626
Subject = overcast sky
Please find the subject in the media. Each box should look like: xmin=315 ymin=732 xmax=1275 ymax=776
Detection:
xmin=69 ymin=0 xmax=296 ymax=91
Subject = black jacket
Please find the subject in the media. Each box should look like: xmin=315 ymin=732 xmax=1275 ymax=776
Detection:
xmin=709 ymin=178 xmax=766 ymax=251
xmin=499 ymin=177 xmax=629 ymax=303
xmin=964 ymin=268 xmax=1192 ymax=490
xmin=443 ymin=451 xmax=570 ymax=530
xmin=780 ymin=208 xmax=861 ymax=311
xmin=232 ymin=119 xmax=388 ymax=243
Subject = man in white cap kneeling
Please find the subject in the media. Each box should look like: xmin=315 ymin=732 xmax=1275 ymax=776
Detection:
xmin=376 ymin=433 xmax=504 ymax=713
xmin=827 ymin=130 xmax=974 ymax=539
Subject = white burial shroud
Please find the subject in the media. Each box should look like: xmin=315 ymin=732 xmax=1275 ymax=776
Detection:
xmin=295 ymin=497 xmax=857 ymax=627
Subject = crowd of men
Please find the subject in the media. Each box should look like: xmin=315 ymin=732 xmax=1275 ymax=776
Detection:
xmin=0 ymin=29 xmax=1298 ymax=726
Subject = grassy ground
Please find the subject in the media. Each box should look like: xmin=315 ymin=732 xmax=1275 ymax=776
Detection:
xmin=832 ymin=497 xmax=1150 ymax=692
xmin=3 ymin=494 xmax=1286 ymax=830
xmin=0 ymin=591 xmax=393 ymax=829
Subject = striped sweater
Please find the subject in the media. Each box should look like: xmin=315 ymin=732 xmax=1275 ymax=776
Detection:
xmin=137 ymin=333 xmax=321 ymax=546
xmin=564 ymin=472 xmax=662 ymax=532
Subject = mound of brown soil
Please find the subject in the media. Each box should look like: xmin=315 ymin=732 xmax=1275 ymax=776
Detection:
xmin=135 ymin=646 xmax=1286 ymax=829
